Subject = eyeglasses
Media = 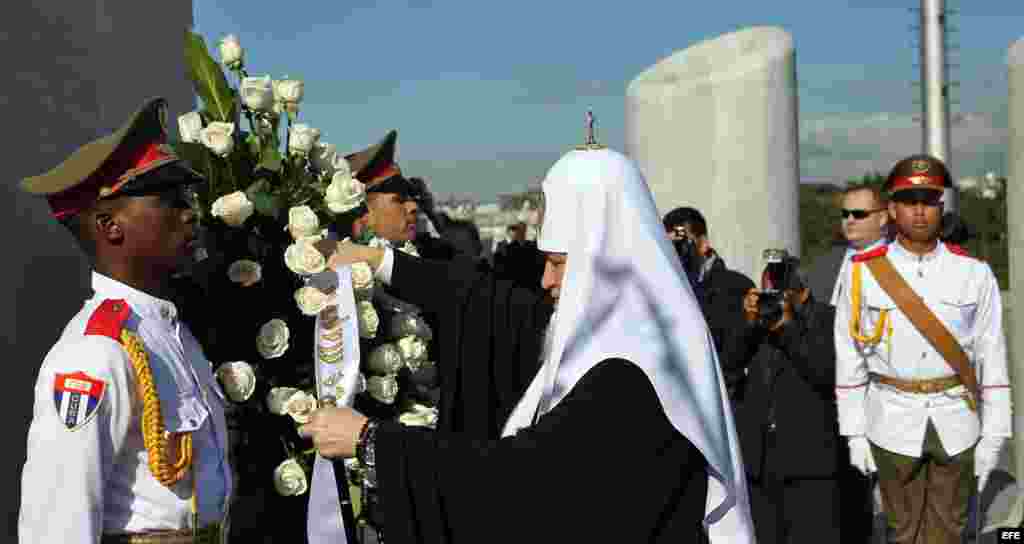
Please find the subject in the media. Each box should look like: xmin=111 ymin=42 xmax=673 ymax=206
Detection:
xmin=840 ymin=208 xmax=885 ymax=220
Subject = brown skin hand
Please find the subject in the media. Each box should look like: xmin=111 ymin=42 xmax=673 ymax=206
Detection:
xmin=743 ymin=287 xmax=810 ymax=331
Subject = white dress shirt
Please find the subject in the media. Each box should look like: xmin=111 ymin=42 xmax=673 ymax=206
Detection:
xmin=834 ymin=240 xmax=1012 ymax=457
xmin=19 ymin=272 xmax=232 ymax=543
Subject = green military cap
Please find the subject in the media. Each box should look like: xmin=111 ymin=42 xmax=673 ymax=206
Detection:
xmin=21 ymin=97 xmax=203 ymax=220
xmin=884 ymin=154 xmax=951 ymax=203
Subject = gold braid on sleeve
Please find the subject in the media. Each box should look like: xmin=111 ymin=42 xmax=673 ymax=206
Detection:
xmin=848 ymin=262 xmax=890 ymax=346
xmin=120 ymin=329 xmax=193 ymax=487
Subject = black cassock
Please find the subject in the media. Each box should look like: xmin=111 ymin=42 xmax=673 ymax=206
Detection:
xmin=385 ymin=251 xmax=552 ymax=437
xmin=376 ymin=252 xmax=710 ymax=543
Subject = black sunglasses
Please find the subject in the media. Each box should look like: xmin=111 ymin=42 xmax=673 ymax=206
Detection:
xmin=840 ymin=208 xmax=885 ymax=220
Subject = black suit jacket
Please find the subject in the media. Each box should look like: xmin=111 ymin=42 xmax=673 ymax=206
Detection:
xmin=695 ymin=257 xmax=756 ymax=399
xmin=721 ymin=300 xmax=842 ymax=480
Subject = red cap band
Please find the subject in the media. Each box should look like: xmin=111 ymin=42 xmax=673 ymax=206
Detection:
xmin=47 ymin=138 xmax=174 ymax=220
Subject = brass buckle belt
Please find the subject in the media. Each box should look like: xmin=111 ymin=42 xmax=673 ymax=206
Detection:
xmin=870 ymin=373 xmax=961 ymax=395
xmin=102 ymin=524 xmax=221 ymax=544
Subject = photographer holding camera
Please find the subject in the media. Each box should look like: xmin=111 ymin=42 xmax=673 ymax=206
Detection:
xmin=722 ymin=251 xmax=843 ymax=544
xmin=663 ymin=207 xmax=755 ymax=400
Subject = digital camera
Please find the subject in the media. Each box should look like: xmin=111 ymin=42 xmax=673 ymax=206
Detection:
xmin=757 ymin=249 xmax=791 ymax=327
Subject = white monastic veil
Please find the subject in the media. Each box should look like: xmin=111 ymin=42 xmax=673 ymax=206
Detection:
xmin=501 ymin=148 xmax=755 ymax=542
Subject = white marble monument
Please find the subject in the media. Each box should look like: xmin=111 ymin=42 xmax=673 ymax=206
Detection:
xmin=625 ymin=26 xmax=801 ymax=281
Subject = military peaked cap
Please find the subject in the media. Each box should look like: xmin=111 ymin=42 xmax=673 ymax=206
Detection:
xmin=21 ymin=97 xmax=203 ymax=220
xmin=884 ymin=154 xmax=952 ymax=196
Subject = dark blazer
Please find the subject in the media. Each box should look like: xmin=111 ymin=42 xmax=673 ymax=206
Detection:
xmin=696 ymin=256 xmax=756 ymax=399
xmin=721 ymin=299 xmax=842 ymax=480
xmin=805 ymin=243 xmax=848 ymax=305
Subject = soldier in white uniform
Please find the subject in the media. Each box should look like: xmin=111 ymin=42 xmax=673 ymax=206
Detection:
xmin=18 ymin=98 xmax=232 ymax=544
xmin=834 ymin=154 xmax=1012 ymax=544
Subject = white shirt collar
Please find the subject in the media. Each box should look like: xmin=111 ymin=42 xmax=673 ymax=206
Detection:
xmin=889 ymin=237 xmax=943 ymax=262
xmin=91 ymin=271 xmax=179 ymax=323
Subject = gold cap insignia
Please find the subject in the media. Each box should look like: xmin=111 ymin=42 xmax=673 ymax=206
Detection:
xmin=910 ymin=159 xmax=930 ymax=174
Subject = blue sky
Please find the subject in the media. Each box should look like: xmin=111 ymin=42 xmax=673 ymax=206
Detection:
xmin=194 ymin=1 xmax=1022 ymax=202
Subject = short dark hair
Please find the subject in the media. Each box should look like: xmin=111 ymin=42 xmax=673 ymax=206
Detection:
xmin=662 ymin=207 xmax=707 ymax=237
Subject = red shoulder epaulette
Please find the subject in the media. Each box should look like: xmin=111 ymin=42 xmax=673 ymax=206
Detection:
xmin=851 ymin=245 xmax=888 ymax=263
xmin=84 ymin=299 xmax=131 ymax=343
xmin=945 ymin=243 xmax=977 ymax=259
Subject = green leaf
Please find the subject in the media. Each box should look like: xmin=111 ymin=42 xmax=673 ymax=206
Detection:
xmin=184 ymin=30 xmax=237 ymax=123
xmin=245 ymin=133 xmax=262 ymax=158
xmin=171 ymin=142 xmax=210 ymax=176
xmin=259 ymin=148 xmax=283 ymax=173
xmin=246 ymin=179 xmax=283 ymax=219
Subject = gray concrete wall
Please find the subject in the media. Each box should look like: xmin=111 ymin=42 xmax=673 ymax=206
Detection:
xmin=1005 ymin=37 xmax=1024 ymax=525
xmin=625 ymin=26 xmax=801 ymax=282
xmin=3 ymin=2 xmax=194 ymax=538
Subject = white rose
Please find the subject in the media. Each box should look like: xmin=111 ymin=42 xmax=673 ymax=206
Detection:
xmin=299 ymin=232 xmax=326 ymax=245
xmin=357 ymin=300 xmax=379 ymax=339
xmin=310 ymin=143 xmax=338 ymax=175
xmin=332 ymin=156 xmax=352 ymax=178
xmin=283 ymin=390 xmax=317 ymax=424
xmin=288 ymin=123 xmax=320 ymax=156
xmin=350 ymin=262 xmax=374 ymax=297
xmin=257 ymin=318 xmax=290 ymax=359
xmin=255 ymin=116 xmax=275 ymax=137
xmin=397 ymin=335 xmax=428 ymax=364
xmin=273 ymin=458 xmax=308 ymax=496
xmin=266 ymin=387 xmax=300 ymax=415
xmin=199 ymin=121 xmax=236 ymax=157
xmin=294 ymin=285 xmax=332 ymax=316
xmin=227 ymin=259 xmax=262 ymax=286
xmin=284 ymin=240 xmax=327 ymax=276
xmin=287 ymin=205 xmax=320 ymax=240
xmin=389 ymin=313 xmax=431 ymax=340
xmin=367 ymin=344 xmax=404 ymax=375
xmin=274 ymin=79 xmax=304 ymax=110
xmin=398 ymin=404 xmax=438 ymax=428
xmin=219 ymin=34 xmax=244 ymax=69
xmin=324 ymin=173 xmax=365 ymax=214
xmin=211 ymin=191 xmax=254 ymax=227
xmin=177 ymin=111 xmax=203 ymax=143
xmin=366 ymin=374 xmax=398 ymax=404
xmin=240 ymin=75 xmax=274 ymax=112
xmin=215 ymin=361 xmax=256 ymax=403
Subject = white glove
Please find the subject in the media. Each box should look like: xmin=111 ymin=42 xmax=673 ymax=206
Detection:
xmin=848 ymin=436 xmax=877 ymax=476
xmin=975 ymin=437 xmax=1004 ymax=492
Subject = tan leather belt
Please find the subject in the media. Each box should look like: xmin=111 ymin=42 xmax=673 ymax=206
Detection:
xmin=102 ymin=524 xmax=221 ymax=544
xmin=870 ymin=373 xmax=961 ymax=394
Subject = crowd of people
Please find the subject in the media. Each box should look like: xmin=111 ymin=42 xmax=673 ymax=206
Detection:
xmin=16 ymin=97 xmax=1012 ymax=544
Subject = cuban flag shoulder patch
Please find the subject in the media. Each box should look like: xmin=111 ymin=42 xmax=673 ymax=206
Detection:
xmin=53 ymin=371 xmax=107 ymax=431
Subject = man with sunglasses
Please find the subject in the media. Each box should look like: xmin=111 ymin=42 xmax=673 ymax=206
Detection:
xmin=834 ymin=154 xmax=1011 ymax=544
xmin=804 ymin=184 xmax=891 ymax=544
xmin=18 ymin=98 xmax=232 ymax=543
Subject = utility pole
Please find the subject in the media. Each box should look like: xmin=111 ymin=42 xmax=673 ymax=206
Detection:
xmin=913 ymin=0 xmax=959 ymax=212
